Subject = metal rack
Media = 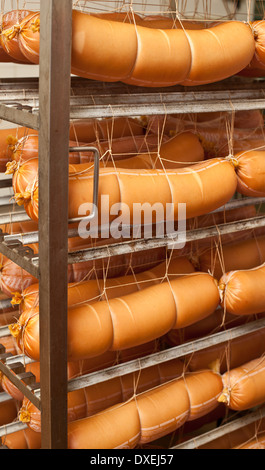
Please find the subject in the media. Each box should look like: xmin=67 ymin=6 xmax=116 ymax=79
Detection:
xmin=0 ymin=0 xmax=265 ymax=450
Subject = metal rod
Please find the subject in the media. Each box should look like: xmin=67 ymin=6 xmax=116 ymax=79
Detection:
xmin=0 ymin=359 xmax=40 ymax=409
xmin=0 ymin=299 xmax=12 ymax=310
xmin=62 ymin=317 xmax=265 ymax=393
xmin=37 ymin=214 xmax=265 ymax=266
xmin=38 ymin=0 xmax=72 ymax=449
xmin=171 ymin=407 xmax=265 ymax=449
xmin=0 ymin=239 xmax=39 ymax=278
xmin=0 ymin=421 xmax=28 ymax=439
xmin=0 ymin=326 xmax=11 ymax=338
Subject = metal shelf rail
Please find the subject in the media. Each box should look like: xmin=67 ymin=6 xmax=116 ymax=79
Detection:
xmin=0 ymin=0 xmax=265 ymax=450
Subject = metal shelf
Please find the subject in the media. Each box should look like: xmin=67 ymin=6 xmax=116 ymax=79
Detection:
xmin=0 ymin=76 xmax=265 ymax=125
xmin=0 ymin=212 xmax=264 ymax=278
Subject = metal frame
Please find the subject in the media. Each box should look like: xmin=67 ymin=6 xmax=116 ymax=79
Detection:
xmin=0 ymin=2 xmax=264 ymax=451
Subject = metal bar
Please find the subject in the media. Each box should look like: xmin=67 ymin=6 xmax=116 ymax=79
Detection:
xmin=214 ymin=197 xmax=265 ymax=213
xmin=5 ymin=316 xmax=265 ymax=398
xmin=0 ymin=299 xmax=12 ymax=310
xmin=0 ymin=360 xmax=40 ymax=409
xmin=0 ymin=421 xmax=28 ymax=439
xmin=2 ymin=197 xmax=265 ymax=246
xmin=171 ymin=407 xmax=265 ymax=449
xmin=0 ymin=77 xmax=264 ymax=120
xmin=0 ymin=104 xmax=39 ymax=130
xmin=2 ymin=212 xmax=264 ymax=270
xmin=63 ymin=317 xmax=265 ymax=393
xmin=68 ymin=100 xmax=265 ymax=120
xmin=0 ymin=239 xmax=39 ymax=278
xmin=42 ymin=215 xmax=265 ymax=266
xmin=0 ymin=326 xmax=11 ymax=338
xmin=0 ymin=211 xmax=31 ymax=225
xmin=38 ymin=0 xmax=72 ymax=449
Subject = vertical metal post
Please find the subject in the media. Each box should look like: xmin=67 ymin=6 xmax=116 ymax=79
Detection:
xmin=38 ymin=0 xmax=72 ymax=449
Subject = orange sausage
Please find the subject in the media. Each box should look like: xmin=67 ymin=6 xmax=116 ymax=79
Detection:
xmin=219 ymin=263 xmax=265 ymax=316
xmin=0 ymin=10 xmax=34 ymax=63
xmin=9 ymin=131 xmax=203 ymax=192
xmin=9 ymin=131 xmax=202 ymax=169
xmin=19 ymin=357 xmax=185 ymax=432
xmin=234 ymin=432 xmax=265 ymax=449
xmin=11 ymin=255 xmax=195 ymax=313
xmin=186 ymin=327 xmax=265 ymax=374
xmin=107 ymin=131 xmax=204 ymax=169
xmin=234 ymin=149 xmax=265 ymax=197
xmin=1 ymin=427 xmax=41 ymax=449
xmin=0 ymin=126 xmax=33 ymax=172
xmin=15 ymin=11 xmax=256 ymax=87
xmin=0 ymin=398 xmax=18 ymax=426
xmin=11 ymin=272 xmax=219 ymax=362
xmin=180 ymin=22 xmax=255 ymax=86
xmin=199 ymin=417 xmax=265 ymax=449
xmin=66 ymin=370 xmax=222 ymax=449
xmin=14 ymin=158 xmax=238 ymax=223
xmin=219 ymin=355 xmax=265 ymax=411
xmin=198 ymin=235 xmax=265 ymax=279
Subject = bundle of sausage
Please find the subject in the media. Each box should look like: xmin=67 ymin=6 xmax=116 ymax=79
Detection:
xmin=1 ymin=9 xmax=264 ymax=87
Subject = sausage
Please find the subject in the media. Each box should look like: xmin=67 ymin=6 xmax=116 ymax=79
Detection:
xmin=219 ymin=355 xmax=265 ymax=411
xmin=105 ymin=131 xmax=204 ymax=169
xmin=233 ymin=149 xmax=265 ymax=197
xmin=0 ymin=398 xmax=18 ymax=426
xmin=11 ymin=255 xmax=195 ymax=313
xmin=0 ymin=126 xmax=33 ymax=172
xmin=65 ymin=370 xmax=222 ymax=449
xmin=186 ymin=327 xmax=265 ymax=374
xmin=11 ymin=272 xmax=219 ymax=362
xmin=18 ymin=357 xmax=185 ymax=432
xmin=198 ymin=235 xmax=265 ymax=279
xmin=0 ymin=10 xmax=34 ymax=63
xmin=0 ymin=427 xmax=41 ymax=449
xmin=15 ymin=11 xmax=256 ymax=87
xmin=179 ymin=22 xmax=255 ymax=86
xmin=199 ymin=418 xmax=265 ymax=449
xmin=234 ymin=432 xmax=265 ymax=449
xmin=219 ymin=263 xmax=265 ymax=316
xmin=8 ymin=131 xmax=203 ymax=192
xmin=14 ymin=158 xmax=238 ymax=223
xmin=166 ymin=308 xmax=245 ymax=347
